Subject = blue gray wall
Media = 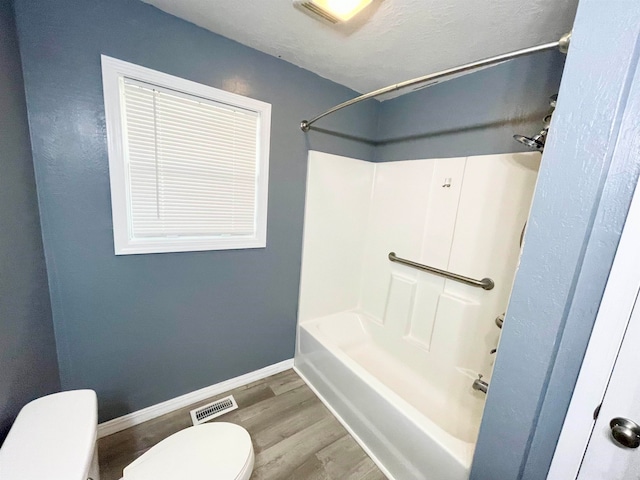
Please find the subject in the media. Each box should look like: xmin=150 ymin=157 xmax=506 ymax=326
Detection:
xmin=374 ymin=50 xmax=566 ymax=161
xmin=12 ymin=0 xmax=378 ymax=422
xmin=471 ymin=1 xmax=640 ymax=479
xmin=0 ymin=0 xmax=60 ymax=443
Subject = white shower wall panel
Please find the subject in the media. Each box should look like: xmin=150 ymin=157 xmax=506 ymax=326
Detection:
xmin=359 ymin=157 xmax=469 ymax=359
xmin=297 ymin=151 xmax=374 ymax=322
xmin=299 ymin=151 xmax=541 ymax=374
xmin=445 ymin=153 xmax=540 ymax=377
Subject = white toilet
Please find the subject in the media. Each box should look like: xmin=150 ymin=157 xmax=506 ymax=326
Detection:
xmin=0 ymin=390 xmax=254 ymax=480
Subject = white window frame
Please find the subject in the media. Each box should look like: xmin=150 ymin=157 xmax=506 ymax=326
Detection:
xmin=101 ymin=55 xmax=271 ymax=255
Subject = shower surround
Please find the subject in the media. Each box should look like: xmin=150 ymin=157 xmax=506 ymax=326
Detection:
xmin=294 ymin=151 xmax=540 ymax=479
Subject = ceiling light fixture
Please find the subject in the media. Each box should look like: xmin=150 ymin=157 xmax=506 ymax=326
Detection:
xmin=294 ymin=0 xmax=373 ymax=23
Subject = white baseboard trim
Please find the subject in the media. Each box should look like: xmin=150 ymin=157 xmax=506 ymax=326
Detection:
xmin=98 ymin=359 xmax=294 ymax=438
xmin=293 ymin=365 xmax=396 ymax=480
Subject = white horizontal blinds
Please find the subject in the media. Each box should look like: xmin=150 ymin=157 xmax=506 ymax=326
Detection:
xmin=122 ymin=79 xmax=260 ymax=239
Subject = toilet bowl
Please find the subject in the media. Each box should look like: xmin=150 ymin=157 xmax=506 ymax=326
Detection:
xmin=122 ymin=422 xmax=254 ymax=480
xmin=0 ymin=390 xmax=254 ymax=480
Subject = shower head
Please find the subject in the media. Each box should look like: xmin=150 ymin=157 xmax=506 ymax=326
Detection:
xmin=513 ymin=93 xmax=557 ymax=151
xmin=513 ymin=128 xmax=548 ymax=151
xmin=513 ymin=134 xmax=544 ymax=150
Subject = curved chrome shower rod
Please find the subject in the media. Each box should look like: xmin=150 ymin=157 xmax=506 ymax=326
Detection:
xmin=300 ymin=32 xmax=571 ymax=132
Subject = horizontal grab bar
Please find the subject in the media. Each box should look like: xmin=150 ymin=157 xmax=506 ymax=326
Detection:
xmin=388 ymin=252 xmax=495 ymax=291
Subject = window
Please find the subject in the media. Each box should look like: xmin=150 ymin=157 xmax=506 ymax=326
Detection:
xmin=101 ymin=56 xmax=271 ymax=255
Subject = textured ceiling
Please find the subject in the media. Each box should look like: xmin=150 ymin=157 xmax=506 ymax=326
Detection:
xmin=142 ymin=0 xmax=579 ymax=94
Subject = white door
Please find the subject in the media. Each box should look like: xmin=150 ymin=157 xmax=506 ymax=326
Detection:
xmin=548 ymin=176 xmax=640 ymax=479
xmin=578 ymin=289 xmax=640 ymax=478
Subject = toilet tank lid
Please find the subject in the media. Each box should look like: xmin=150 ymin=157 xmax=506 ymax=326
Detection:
xmin=0 ymin=390 xmax=98 ymax=480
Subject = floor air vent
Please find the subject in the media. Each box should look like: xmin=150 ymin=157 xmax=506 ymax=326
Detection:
xmin=190 ymin=395 xmax=238 ymax=425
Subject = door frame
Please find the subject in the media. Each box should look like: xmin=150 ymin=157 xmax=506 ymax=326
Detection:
xmin=548 ymin=174 xmax=640 ymax=478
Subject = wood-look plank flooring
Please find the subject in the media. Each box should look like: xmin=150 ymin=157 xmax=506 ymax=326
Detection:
xmin=98 ymin=369 xmax=387 ymax=480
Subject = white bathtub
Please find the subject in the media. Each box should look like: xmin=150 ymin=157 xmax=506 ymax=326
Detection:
xmin=295 ymin=152 xmax=541 ymax=479
xmin=295 ymin=311 xmax=481 ymax=480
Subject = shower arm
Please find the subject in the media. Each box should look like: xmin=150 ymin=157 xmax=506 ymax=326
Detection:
xmin=300 ymin=31 xmax=571 ymax=132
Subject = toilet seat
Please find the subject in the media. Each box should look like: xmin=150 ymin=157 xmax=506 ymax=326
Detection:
xmin=122 ymin=423 xmax=254 ymax=480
